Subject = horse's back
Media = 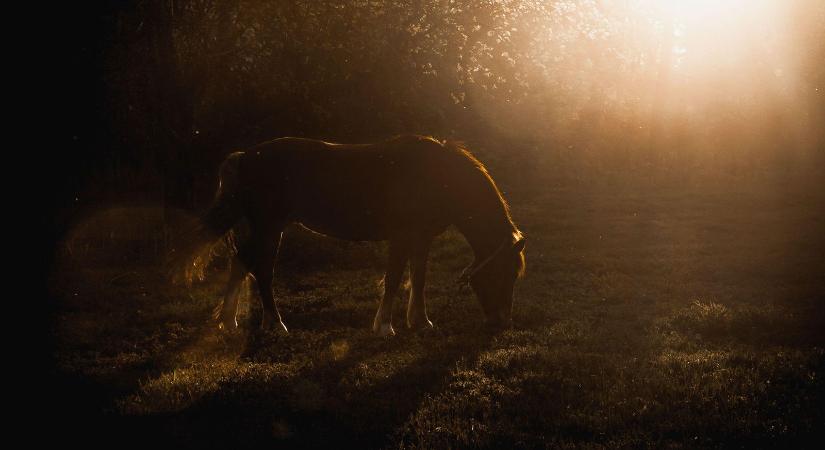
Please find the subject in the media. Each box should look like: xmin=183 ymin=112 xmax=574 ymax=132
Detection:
xmin=237 ymin=135 xmax=466 ymax=240
xmin=242 ymin=135 xmax=454 ymax=188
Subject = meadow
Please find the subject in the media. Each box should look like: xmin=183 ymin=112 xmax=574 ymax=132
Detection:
xmin=50 ymin=166 xmax=825 ymax=448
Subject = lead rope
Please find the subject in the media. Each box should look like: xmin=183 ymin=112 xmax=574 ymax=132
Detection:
xmin=456 ymin=238 xmax=511 ymax=293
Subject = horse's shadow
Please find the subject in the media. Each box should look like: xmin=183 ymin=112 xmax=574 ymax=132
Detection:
xmin=129 ymin=305 xmax=496 ymax=449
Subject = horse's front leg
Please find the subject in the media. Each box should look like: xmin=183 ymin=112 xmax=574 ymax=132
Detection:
xmin=407 ymin=238 xmax=434 ymax=330
xmin=373 ymin=239 xmax=410 ymax=336
xmin=244 ymin=230 xmax=288 ymax=333
xmin=213 ymin=258 xmax=247 ymax=331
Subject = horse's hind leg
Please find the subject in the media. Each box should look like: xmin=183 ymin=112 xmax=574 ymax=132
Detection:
xmin=212 ymin=257 xmax=247 ymax=331
xmin=373 ymin=239 xmax=410 ymax=336
xmin=243 ymin=230 xmax=288 ymax=333
xmin=407 ymin=237 xmax=434 ymax=330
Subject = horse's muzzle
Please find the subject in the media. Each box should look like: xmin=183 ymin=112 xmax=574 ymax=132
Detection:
xmin=484 ymin=315 xmax=513 ymax=332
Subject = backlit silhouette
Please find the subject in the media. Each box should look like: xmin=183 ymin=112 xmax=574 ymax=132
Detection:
xmin=173 ymin=135 xmax=525 ymax=335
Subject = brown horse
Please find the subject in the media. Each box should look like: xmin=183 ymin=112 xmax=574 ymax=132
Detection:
xmin=173 ymin=135 xmax=525 ymax=335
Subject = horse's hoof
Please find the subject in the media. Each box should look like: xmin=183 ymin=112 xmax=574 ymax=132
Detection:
xmin=217 ymin=318 xmax=238 ymax=332
xmin=483 ymin=319 xmax=511 ymax=334
xmin=407 ymin=318 xmax=434 ymax=331
xmin=374 ymin=323 xmax=395 ymax=337
xmin=261 ymin=316 xmax=289 ymax=334
xmin=268 ymin=321 xmax=289 ymax=334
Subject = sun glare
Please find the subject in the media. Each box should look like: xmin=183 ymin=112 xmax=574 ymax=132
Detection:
xmin=657 ymin=0 xmax=778 ymax=45
xmin=658 ymin=0 xmax=750 ymax=24
xmin=651 ymin=0 xmax=785 ymax=76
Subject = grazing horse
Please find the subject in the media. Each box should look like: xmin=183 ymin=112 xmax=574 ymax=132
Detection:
xmin=173 ymin=135 xmax=525 ymax=335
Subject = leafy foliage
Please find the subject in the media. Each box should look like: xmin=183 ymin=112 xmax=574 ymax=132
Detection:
xmin=73 ymin=0 xmax=825 ymax=213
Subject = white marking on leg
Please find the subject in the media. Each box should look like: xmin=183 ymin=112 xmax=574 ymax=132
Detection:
xmin=373 ymin=308 xmax=395 ymax=336
xmin=378 ymin=322 xmax=395 ymax=337
xmin=261 ymin=313 xmax=289 ymax=334
xmin=406 ymin=293 xmax=433 ymax=329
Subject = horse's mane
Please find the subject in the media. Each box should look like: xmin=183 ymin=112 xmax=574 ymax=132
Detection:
xmin=440 ymin=140 xmax=517 ymax=228
xmin=440 ymin=139 xmax=526 ymax=278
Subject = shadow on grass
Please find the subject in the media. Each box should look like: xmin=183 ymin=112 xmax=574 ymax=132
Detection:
xmin=111 ymin=326 xmax=496 ymax=448
xmin=49 ymin=222 xmax=493 ymax=448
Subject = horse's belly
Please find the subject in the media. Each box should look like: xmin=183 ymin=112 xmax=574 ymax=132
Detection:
xmin=292 ymin=205 xmax=391 ymax=241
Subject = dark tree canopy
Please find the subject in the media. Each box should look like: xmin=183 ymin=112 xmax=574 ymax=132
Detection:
xmin=62 ymin=0 xmax=825 ymax=216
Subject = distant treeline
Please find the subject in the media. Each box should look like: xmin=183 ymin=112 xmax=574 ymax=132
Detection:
xmin=63 ymin=0 xmax=825 ymax=215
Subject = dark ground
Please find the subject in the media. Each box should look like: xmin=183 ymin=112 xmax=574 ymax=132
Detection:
xmin=46 ymin=168 xmax=825 ymax=449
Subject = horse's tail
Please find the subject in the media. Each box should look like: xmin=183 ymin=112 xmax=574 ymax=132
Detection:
xmin=167 ymin=151 xmax=246 ymax=284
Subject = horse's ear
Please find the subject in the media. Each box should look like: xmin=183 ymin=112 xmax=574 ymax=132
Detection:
xmin=512 ymin=237 xmax=526 ymax=253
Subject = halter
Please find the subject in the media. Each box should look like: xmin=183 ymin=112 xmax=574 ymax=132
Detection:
xmin=457 ymin=237 xmax=513 ymax=287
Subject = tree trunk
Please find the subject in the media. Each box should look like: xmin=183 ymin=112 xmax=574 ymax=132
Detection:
xmin=645 ymin=17 xmax=674 ymax=168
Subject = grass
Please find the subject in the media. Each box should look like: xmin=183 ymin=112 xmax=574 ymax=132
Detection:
xmin=49 ymin=171 xmax=825 ymax=448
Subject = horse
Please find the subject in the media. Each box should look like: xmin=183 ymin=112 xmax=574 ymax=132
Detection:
xmin=171 ymin=135 xmax=525 ymax=336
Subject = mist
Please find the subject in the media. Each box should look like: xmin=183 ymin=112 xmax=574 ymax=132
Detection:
xmin=46 ymin=1 xmax=824 ymax=448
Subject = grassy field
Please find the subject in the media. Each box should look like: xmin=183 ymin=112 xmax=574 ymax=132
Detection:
xmin=49 ymin=170 xmax=825 ymax=448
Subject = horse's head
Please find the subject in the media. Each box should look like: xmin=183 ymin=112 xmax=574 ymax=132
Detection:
xmin=460 ymin=235 xmax=526 ymax=330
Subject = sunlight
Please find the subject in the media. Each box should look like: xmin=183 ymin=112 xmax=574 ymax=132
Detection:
xmin=658 ymin=0 xmax=749 ymax=24
xmin=639 ymin=0 xmax=798 ymax=130
xmin=655 ymin=0 xmax=779 ymax=64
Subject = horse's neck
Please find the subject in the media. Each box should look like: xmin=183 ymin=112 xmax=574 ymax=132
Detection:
xmin=459 ymin=220 xmax=514 ymax=262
